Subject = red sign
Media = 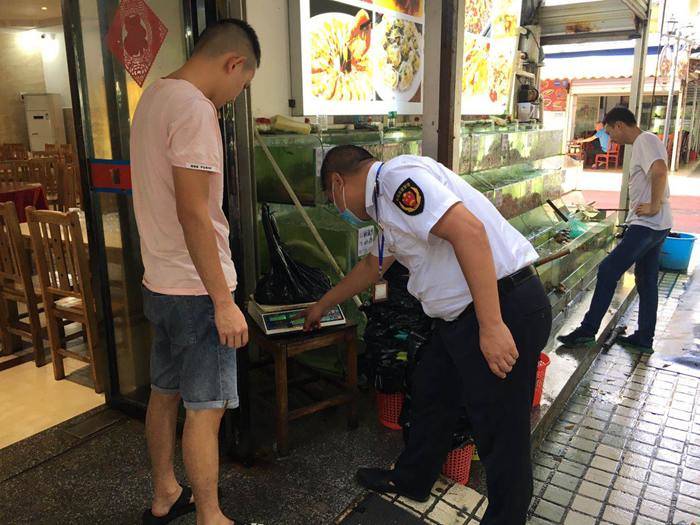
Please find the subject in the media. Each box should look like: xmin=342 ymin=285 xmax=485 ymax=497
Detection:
xmin=105 ymin=0 xmax=168 ymax=87
xmin=90 ymin=160 xmax=132 ymax=193
xmin=541 ymin=79 xmax=569 ymax=112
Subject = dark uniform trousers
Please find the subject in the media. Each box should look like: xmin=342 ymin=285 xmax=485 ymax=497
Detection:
xmin=392 ymin=274 xmax=552 ymax=525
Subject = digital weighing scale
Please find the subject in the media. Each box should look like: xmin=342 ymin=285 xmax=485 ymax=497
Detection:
xmin=248 ymin=298 xmax=346 ymax=336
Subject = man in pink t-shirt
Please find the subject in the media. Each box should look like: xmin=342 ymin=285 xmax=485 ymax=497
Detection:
xmin=131 ymin=19 xmax=259 ymax=525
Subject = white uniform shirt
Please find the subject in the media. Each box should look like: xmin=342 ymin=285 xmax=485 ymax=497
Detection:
xmin=368 ymin=155 xmax=538 ymax=321
xmin=626 ymin=131 xmax=673 ymax=231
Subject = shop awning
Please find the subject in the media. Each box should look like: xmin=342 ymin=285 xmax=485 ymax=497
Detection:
xmin=541 ymin=45 xmax=660 ymax=80
xmin=539 ymin=0 xmax=651 ymax=45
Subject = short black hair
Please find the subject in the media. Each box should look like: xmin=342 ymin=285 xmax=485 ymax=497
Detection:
xmin=320 ymin=145 xmax=376 ymax=190
xmin=193 ymin=18 xmax=261 ymax=68
xmin=603 ymin=107 xmax=637 ymax=127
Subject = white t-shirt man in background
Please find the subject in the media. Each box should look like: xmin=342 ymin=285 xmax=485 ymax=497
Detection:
xmin=559 ymin=106 xmax=672 ymax=352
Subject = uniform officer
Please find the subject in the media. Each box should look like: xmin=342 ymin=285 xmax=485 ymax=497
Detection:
xmin=304 ymin=145 xmax=553 ymax=525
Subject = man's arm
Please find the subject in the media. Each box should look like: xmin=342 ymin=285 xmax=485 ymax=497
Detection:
xmin=579 ymin=135 xmax=597 ymax=143
xmin=173 ymin=166 xmax=248 ymax=348
xmin=636 ymin=159 xmax=668 ymax=217
xmin=302 ymin=254 xmax=395 ymax=331
xmin=431 ymin=203 xmax=518 ymax=379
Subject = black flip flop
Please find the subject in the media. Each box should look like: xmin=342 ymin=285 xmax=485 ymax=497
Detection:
xmin=142 ymin=485 xmax=195 ymax=525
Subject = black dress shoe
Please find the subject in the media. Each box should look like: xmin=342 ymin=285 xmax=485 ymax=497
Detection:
xmin=355 ymin=468 xmax=430 ymax=502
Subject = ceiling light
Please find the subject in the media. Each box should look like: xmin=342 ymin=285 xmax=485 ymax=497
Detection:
xmin=41 ymin=6 xmax=48 ymax=10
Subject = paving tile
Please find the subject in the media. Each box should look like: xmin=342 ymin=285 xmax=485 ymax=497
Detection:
xmin=571 ymin=494 xmax=603 ymax=517
xmin=658 ymin=436 xmax=685 ymax=453
xmin=526 ymin=517 xmax=554 ymax=525
xmin=681 ymin=466 xmax=700 ymax=484
xmin=606 ymin=423 xmax=632 ymax=438
xmin=540 ymin=440 xmax=566 ymax=457
xmin=676 ymin=494 xmax=700 ymax=516
xmin=614 ymin=406 xmax=637 ymax=419
xmin=563 ymin=511 xmax=596 ymax=525
xmin=548 ymin=431 xmax=572 ymax=446
xmin=533 ymin=452 xmax=559 ymax=470
xmin=584 ymin=467 xmax=614 ymax=487
xmin=680 ymin=479 xmax=700 ymax=499
xmin=596 ymin=444 xmax=623 ymax=461
xmin=643 ymin=484 xmax=674 ymax=505
xmin=558 ymin=459 xmax=586 ymax=478
xmin=442 ymin=483 xmax=483 ymax=514
xmin=542 ymin=485 xmax=573 ymax=507
xmin=533 ymin=480 xmax=544 ymax=497
xmin=561 ymin=412 xmax=584 ymax=424
xmin=474 ymin=499 xmax=487 ymax=519
xmin=589 ymin=407 xmax=613 ymax=422
xmin=618 ymin=463 xmax=647 ymax=481
xmin=673 ymin=509 xmax=700 ymax=524
xmin=632 ymin=430 xmax=657 ymax=445
xmin=576 ymin=427 xmax=603 ymax=442
xmin=550 ymin=471 xmax=580 ymax=492
xmin=570 ymin=437 xmax=597 ymax=453
xmin=634 ymin=517 xmax=664 ymax=525
xmin=637 ymin=421 xmax=661 ymax=434
xmin=654 ymin=447 xmax=682 ymax=464
xmin=626 ymin=440 xmax=655 ymax=457
xmin=647 ymin=471 xmax=676 ymax=491
xmin=639 ymin=412 xmax=664 ymax=425
xmin=427 ymin=500 xmax=470 ymax=525
xmin=685 ymin=455 xmax=700 ymax=470
xmin=651 ymin=459 xmax=679 ymax=478
xmin=580 ymin=417 xmax=607 ymax=432
xmin=600 ymin=434 xmax=626 ymax=449
xmin=687 ymin=444 xmax=700 ymax=458
xmin=534 ymin=500 xmax=566 ymax=523
xmin=665 ymin=417 xmax=690 ymax=431
xmin=533 ymin=465 xmax=553 ymax=482
xmin=591 ymin=455 xmax=619 ymax=473
xmin=602 ymin=505 xmax=634 ymax=525
xmin=637 ymin=499 xmax=670 ymax=522
xmin=662 ymin=427 xmax=688 ymax=443
xmin=613 ymin=476 xmax=644 ymax=497
xmin=397 ymin=494 xmax=435 ymax=514
xmin=610 ymin=414 xmax=634 ymax=428
xmin=578 ymin=480 xmax=608 ymax=501
xmin=564 ymin=448 xmax=593 ymax=466
xmin=608 ymin=490 xmax=638 ymax=510
xmin=568 ymin=402 xmax=589 ymax=415
xmin=622 ymin=451 xmax=651 ymax=469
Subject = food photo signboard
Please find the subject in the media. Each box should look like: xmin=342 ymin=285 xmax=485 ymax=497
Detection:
xmin=290 ymin=0 xmax=425 ymax=115
xmin=461 ymin=0 xmax=522 ymax=116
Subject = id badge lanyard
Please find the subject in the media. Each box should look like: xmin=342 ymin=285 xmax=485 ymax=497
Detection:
xmin=372 ymin=163 xmax=389 ymax=302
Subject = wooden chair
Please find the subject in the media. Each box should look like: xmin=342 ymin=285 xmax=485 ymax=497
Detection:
xmin=7 ymin=144 xmax=29 ymax=161
xmin=594 ymin=142 xmax=621 ymax=169
xmin=0 ymin=162 xmax=17 ymax=184
xmin=44 ymin=144 xmax=58 ymax=153
xmin=0 ymin=203 xmax=45 ymax=366
xmin=12 ymin=161 xmax=31 ymax=183
xmin=26 ymin=207 xmax=103 ymax=393
xmin=57 ymin=162 xmax=80 ymax=211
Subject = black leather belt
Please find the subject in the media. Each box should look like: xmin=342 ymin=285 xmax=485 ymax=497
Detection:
xmin=453 ymin=265 xmax=537 ymax=321
xmin=497 ymin=265 xmax=537 ymax=295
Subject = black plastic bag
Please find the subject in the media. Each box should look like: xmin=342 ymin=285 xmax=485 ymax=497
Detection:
xmin=254 ymin=204 xmax=332 ymax=305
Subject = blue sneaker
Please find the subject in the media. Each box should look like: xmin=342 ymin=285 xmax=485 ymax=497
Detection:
xmin=557 ymin=327 xmax=595 ymax=348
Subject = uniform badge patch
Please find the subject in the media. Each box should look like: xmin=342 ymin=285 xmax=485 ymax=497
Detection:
xmin=392 ymin=178 xmax=424 ymax=216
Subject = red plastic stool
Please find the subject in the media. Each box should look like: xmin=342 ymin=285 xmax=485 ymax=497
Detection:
xmin=442 ymin=442 xmax=475 ymax=485
xmin=376 ymin=391 xmax=404 ymax=430
xmin=532 ymin=352 xmax=551 ymax=407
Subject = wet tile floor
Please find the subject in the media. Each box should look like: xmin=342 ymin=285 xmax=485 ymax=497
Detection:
xmin=528 ymin=272 xmax=700 ymax=525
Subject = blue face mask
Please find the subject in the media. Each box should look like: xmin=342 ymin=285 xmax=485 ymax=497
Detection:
xmin=333 ymin=181 xmax=367 ymax=228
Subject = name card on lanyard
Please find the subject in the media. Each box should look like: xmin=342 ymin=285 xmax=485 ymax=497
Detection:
xmin=372 ymin=163 xmax=389 ymax=303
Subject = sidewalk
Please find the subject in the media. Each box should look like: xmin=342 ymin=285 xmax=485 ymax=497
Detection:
xmin=0 ymin=272 xmax=698 ymax=524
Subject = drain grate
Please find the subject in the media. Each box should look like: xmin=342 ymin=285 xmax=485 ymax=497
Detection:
xmin=62 ymin=409 xmax=124 ymax=440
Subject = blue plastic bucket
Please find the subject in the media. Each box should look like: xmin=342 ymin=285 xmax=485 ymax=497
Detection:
xmin=660 ymin=232 xmax=697 ymax=272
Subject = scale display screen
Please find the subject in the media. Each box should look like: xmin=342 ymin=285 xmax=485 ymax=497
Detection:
xmin=261 ymin=305 xmax=345 ymax=335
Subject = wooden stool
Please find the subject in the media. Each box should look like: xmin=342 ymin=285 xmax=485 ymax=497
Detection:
xmin=249 ymin=319 xmax=359 ymax=456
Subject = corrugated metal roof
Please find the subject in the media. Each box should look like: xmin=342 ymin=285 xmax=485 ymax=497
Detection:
xmin=541 ymin=46 xmax=660 ymax=80
xmin=539 ymin=0 xmax=651 ymax=45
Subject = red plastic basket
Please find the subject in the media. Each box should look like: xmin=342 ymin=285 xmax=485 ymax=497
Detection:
xmin=532 ymin=352 xmax=551 ymax=408
xmin=376 ymin=391 xmax=404 ymax=430
xmin=442 ymin=442 xmax=475 ymax=485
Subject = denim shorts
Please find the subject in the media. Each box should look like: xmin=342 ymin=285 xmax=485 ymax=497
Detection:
xmin=143 ymin=287 xmax=239 ymax=410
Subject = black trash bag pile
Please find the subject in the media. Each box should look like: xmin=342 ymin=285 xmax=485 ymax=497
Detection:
xmin=361 ymin=262 xmax=432 ymax=394
xmin=254 ymin=204 xmax=332 ymax=306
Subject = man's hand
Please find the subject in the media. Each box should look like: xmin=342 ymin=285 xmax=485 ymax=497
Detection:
xmin=302 ymin=302 xmax=328 ymax=331
xmin=635 ymin=202 xmax=660 ymax=217
xmin=479 ymin=321 xmax=519 ymax=379
xmin=215 ymin=301 xmax=248 ymax=349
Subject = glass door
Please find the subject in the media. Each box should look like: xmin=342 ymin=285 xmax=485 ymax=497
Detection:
xmin=63 ymin=0 xmax=193 ymax=410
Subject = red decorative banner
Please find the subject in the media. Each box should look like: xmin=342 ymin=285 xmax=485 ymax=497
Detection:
xmin=540 ymin=79 xmax=569 ymax=112
xmin=105 ymin=0 xmax=168 ymax=87
xmin=90 ymin=159 xmax=132 ymax=193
